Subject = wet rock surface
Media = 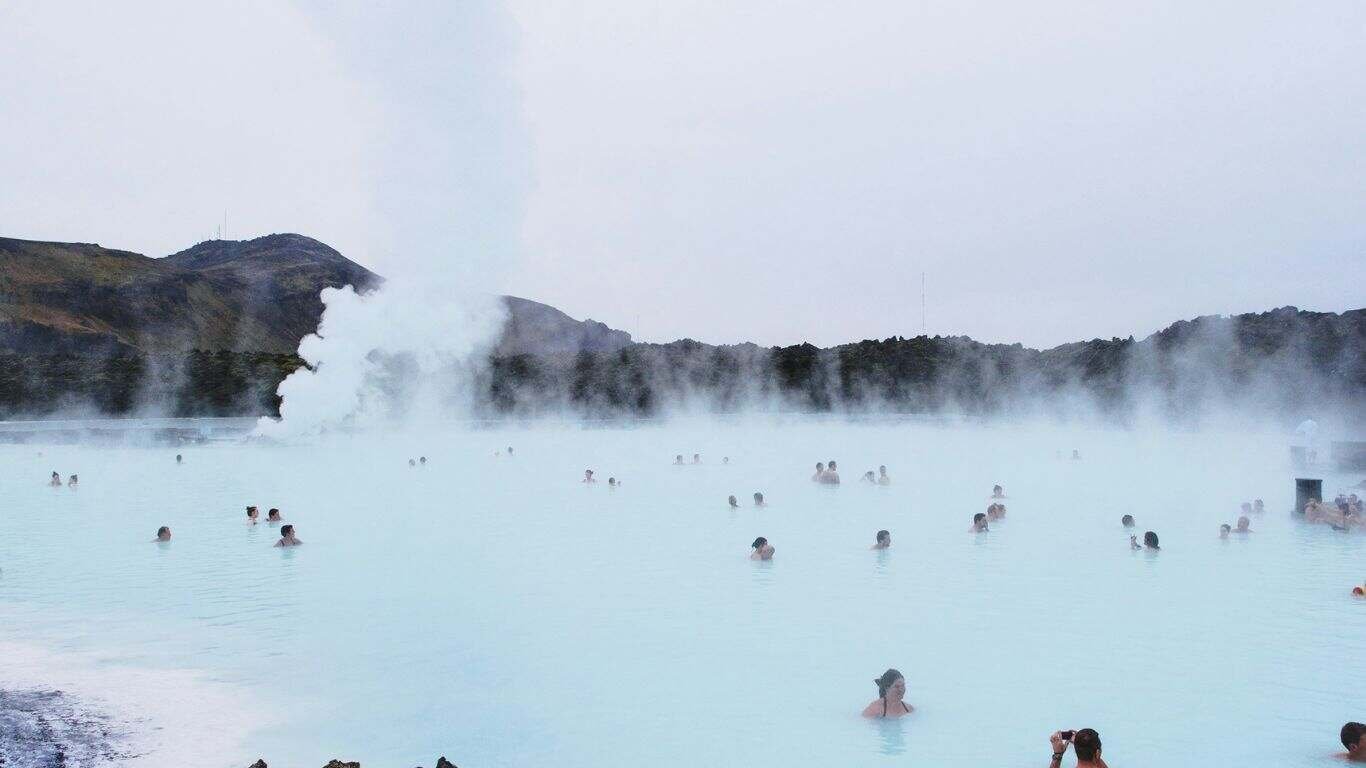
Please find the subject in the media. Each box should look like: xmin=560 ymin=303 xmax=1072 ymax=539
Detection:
xmin=0 ymin=688 xmax=133 ymax=768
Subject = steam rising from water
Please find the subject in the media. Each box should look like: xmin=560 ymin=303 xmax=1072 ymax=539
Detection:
xmin=256 ymin=279 xmax=505 ymax=438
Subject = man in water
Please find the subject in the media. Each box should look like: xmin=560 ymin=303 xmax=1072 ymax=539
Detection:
xmin=1048 ymin=729 xmax=1105 ymax=768
xmin=992 ymin=484 xmax=1005 ymax=498
xmin=722 ymin=456 xmax=729 ymax=465
xmin=408 ymin=458 xmax=416 ymax=467
xmin=176 ymin=454 xmax=183 ymax=464
xmin=871 ymin=530 xmax=891 ymax=550
xmin=811 ymin=462 xmax=825 ymax=481
xmin=419 ymin=456 xmax=427 ymax=466
xmin=274 ymin=524 xmax=302 ymax=547
xmin=507 ymin=446 xmax=514 ymax=456
xmin=583 ymin=469 xmax=597 ymax=483
xmin=1339 ymin=722 xmax=1365 ymax=762
xmin=267 ymin=508 xmax=282 ymax=524
xmin=971 ymin=512 xmax=989 ymax=532
xmin=749 ymin=536 xmax=774 ymax=560
xmin=608 ymin=477 xmax=617 ymax=488
xmin=1121 ymin=514 xmax=1135 ymax=528
xmin=821 ymin=460 xmax=841 ymax=485
xmin=153 ymin=526 xmax=171 ymax=542
xmin=1235 ymin=516 xmax=1252 ymax=533
xmin=1219 ymin=523 xmax=1231 ymax=538
xmin=878 ymin=465 xmax=890 ymax=485
xmin=753 ymin=492 xmax=766 ymax=507
xmin=728 ymin=495 xmax=739 ymax=509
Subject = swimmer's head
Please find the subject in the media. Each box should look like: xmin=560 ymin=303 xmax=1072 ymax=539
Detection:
xmin=693 ymin=453 xmax=700 ymax=462
xmin=156 ymin=526 xmax=171 ymax=541
xmin=1073 ymin=729 xmax=1102 ymax=761
xmin=723 ymin=456 xmax=729 ymax=464
xmin=584 ymin=469 xmax=594 ymax=479
xmin=420 ymin=456 xmax=427 ymax=464
xmin=1144 ymin=531 xmax=1159 ymax=549
xmin=1352 ymin=586 xmax=1364 ymax=597
xmin=247 ymin=508 xmax=258 ymax=519
xmin=879 ymin=465 xmax=887 ymax=474
xmin=828 ymin=460 xmax=837 ymax=470
xmin=608 ymin=477 xmax=616 ymax=486
xmin=1219 ymin=524 xmax=1231 ymax=537
xmin=816 ymin=462 xmax=824 ymax=472
xmin=873 ymin=669 xmax=905 ymax=699
xmin=280 ymin=524 xmax=295 ymax=538
xmin=876 ymin=530 xmax=890 ymax=546
xmin=753 ymin=492 xmax=765 ymax=504
xmin=993 ymin=485 xmax=1002 ymax=494
xmin=1341 ymin=722 xmax=1365 ymax=755
xmin=751 ymin=536 xmax=768 ymax=549
xmin=247 ymin=505 xmax=258 ymax=514
xmin=176 ymin=454 xmax=182 ymax=462
xmin=728 ymin=495 xmax=738 ymax=507
xmin=1236 ymin=516 xmax=1250 ymax=530
xmin=1121 ymin=514 xmax=1135 ymax=527
xmin=267 ymin=509 xmax=281 ymax=520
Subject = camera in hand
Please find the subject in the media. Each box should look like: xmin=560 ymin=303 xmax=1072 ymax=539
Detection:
xmin=1059 ymin=730 xmax=1075 ymax=741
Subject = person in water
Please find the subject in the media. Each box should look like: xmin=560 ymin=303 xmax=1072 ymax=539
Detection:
xmin=674 ymin=454 xmax=685 ymax=465
xmin=1071 ymin=449 xmax=1081 ymax=460
xmin=878 ymin=465 xmax=890 ymax=485
xmin=1121 ymin=514 xmax=1135 ymax=528
xmin=1143 ymin=531 xmax=1160 ymax=550
xmin=419 ymin=456 xmax=427 ymax=466
xmin=728 ymin=495 xmax=739 ymax=509
xmin=583 ymin=469 xmax=596 ymax=483
xmin=275 ymin=524 xmax=302 ymax=547
xmin=1219 ymin=523 xmax=1231 ymax=539
xmin=825 ymin=460 xmax=840 ymax=484
xmin=1253 ymin=498 xmax=1265 ymax=514
xmin=987 ymin=503 xmax=1006 ymax=521
xmin=267 ymin=508 xmax=282 ymax=524
xmin=67 ymin=474 xmax=78 ymax=488
xmin=49 ymin=471 xmax=62 ymax=487
xmin=1049 ymin=728 xmax=1104 ymax=768
xmin=753 ymin=492 xmax=766 ymax=507
xmin=608 ymin=477 xmax=617 ymax=488
xmin=408 ymin=458 xmax=416 ymax=468
xmin=862 ymin=669 xmax=912 ymax=718
xmin=862 ymin=470 xmax=877 ymax=483
xmin=750 ymin=536 xmax=775 ymax=560
xmin=176 ymin=454 xmax=183 ymax=464
xmin=992 ymin=484 xmax=1005 ymax=498
xmin=153 ymin=526 xmax=171 ymax=542
xmin=812 ymin=462 xmax=825 ymax=481
xmin=1235 ymin=516 xmax=1252 ymax=534
xmin=507 ymin=446 xmax=514 ymax=456
xmin=722 ymin=456 xmax=730 ymax=465
xmin=1339 ymin=722 xmax=1366 ymax=762
xmin=971 ymin=512 xmax=989 ymax=532
xmin=1129 ymin=534 xmax=1141 ymax=550
xmin=692 ymin=453 xmax=701 ymax=465
xmin=247 ymin=507 xmax=260 ymax=525
xmin=872 ymin=530 xmax=891 ymax=550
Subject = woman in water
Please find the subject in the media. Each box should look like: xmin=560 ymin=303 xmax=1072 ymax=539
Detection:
xmin=1143 ymin=531 xmax=1160 ymax=550
xmin=753 ymin=492 xmax=766 ymax=507
xmin=871 ymin=530 xmax=891 ymax=550
xmin=49 ymin=471 xmax=62 ymax=487
xmin=275 ymin=524 xmax=302 ymax=547
xmin=153 ymin=526 xmax=171 ymax=542
xmin=583 ymin=469 xmax=596 ymax=483
xmin=267 ymin=508 xmax=282 ymax=525
xmin=971 ymin=512 xmax=989 ymax=532
xmin=1219 ymin=523 xmax=1231 ymax=539
xmin=1234 ymin=516 xmax=1252 ymax=534
xmin=750 ymin=537 xmax=775 ymax=560
xmin=861 ymin=669 xmax=913 ymax=718
xmin=247 ymin=507 xmax=259 ymax=524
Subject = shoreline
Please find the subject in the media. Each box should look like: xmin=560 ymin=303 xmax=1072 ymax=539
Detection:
xmin=0 ymin=638 xmax=266 ymax=768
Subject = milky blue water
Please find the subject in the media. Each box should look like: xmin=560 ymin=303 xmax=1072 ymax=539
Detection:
xmin=1 ymin=417 xmax=1362 ymax=767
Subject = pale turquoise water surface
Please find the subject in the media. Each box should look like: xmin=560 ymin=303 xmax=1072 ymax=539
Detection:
xmin=0 ymin=417 xmax=1361 ymax=766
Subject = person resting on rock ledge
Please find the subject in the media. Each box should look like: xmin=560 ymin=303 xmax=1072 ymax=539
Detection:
xmin=275 ymin=524 xmax=302 ymax=547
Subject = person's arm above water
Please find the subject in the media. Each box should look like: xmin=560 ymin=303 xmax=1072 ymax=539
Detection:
xmin=1048 ymin=732 xmax=1069 ymax=768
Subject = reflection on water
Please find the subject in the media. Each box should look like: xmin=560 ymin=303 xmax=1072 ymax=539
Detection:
xmin=873 ymin=717 xmax=907 ymax=756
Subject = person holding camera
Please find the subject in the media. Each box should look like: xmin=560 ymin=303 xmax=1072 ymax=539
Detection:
xmin=1049 ymin=728 xmax=1107 ymax=768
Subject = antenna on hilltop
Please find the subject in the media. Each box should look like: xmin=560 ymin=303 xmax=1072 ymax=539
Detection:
xmin=921 ymin=272 xmax=926 ymax=336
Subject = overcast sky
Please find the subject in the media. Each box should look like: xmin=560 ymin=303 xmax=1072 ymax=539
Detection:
xmin=2 ymin=1 xmax=1362 ymax=348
